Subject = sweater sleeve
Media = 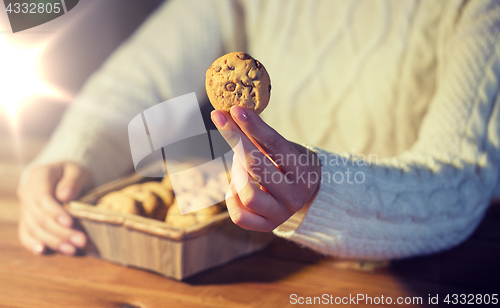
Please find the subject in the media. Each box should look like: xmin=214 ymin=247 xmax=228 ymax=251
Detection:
xmin=23 ymin=0 xmax=244 ymax=187
xmin=274 ymin=0 xmax=500 ymax=260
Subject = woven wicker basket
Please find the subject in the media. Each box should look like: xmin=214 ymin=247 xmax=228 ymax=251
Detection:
xmin=65 ymin=171 xmax=274 ymax=280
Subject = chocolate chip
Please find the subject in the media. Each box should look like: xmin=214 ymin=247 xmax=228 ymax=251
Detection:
xmin=241 ymin=80 xmax=253 ymax=88
xmin=225 ymin=82 xmax=236 ymax=92
xmin=247 ymin=69 xmax=262 ymax=80
xmin=236 ymin=53 xmax=251 ymax=60
xmin=223 ymin=59 xmax=235 ymax=70
xmin=213 ymin=65 xmax=221 ymax=72
xmin=236 ymin=92 xmax=242 ymax=98
xmin=254 ymin=60 xmax=261 ymax=68
xmin=250 ymin=91 xmax=256 ymax=97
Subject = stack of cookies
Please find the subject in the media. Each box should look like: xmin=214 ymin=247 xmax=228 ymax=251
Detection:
xmin=96 ymin=169 xmax=229 ymax=229
xmin=165 ymin=168 xmax=230 ymax=229
xmin=96 ymin=181 xmax=173 ymax=221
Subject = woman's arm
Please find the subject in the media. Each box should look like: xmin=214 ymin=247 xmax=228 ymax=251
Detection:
xmin=17 ymin=0 xmax=244 ymax=255
xmin=274 ymin=0 xmax=500 ymax=260
xmin=26 ymin=0 xmax=244 ymax=186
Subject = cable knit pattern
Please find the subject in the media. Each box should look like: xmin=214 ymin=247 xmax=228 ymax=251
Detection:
xmin=274 ymin=0 xmax=500 ymax=259
xmin=25 ymin=0 xmax=500 ymax=259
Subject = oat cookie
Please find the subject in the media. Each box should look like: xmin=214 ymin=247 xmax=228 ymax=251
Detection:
xmin=141 ymin=181 xmax=174 ymax=207
xmin=194 ymin=202 xmax=224 ymax=223
xmin=206 ymin=52 xmax=271 ymax=114
xmin=96 ymin=192 xmax=144 ymax=216
xmin=121 ymin=185 xmax=165 ymax=220
xmin=161 ymin=175 xmax=173 ymax=190
xmin=169 ymin=167 xmax=205 ymax=194
xmin=165 ymin=193 xmax=223 ymax=228
xmin=165 ymin=199 xmax=197 ymax=228
xmin=203 ymin=171 xmax=230 ymax=201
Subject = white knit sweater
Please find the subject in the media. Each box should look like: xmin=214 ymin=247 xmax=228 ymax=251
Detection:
xmin=30 ymin=0 xmax=500 ymax=260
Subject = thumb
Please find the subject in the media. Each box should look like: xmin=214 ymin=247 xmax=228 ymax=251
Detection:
xmin=55 ymin=164 xmax=87 ymax=202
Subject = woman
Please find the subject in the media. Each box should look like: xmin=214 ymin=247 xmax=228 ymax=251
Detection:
xmin=18 ymin=0 xmax=500 ymax=259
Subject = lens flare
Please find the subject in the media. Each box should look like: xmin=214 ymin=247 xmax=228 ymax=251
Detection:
xmin=0 ymin=36 xmax=68 ymax=126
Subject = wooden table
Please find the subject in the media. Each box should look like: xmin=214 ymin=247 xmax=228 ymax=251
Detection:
xmin=0 ymin=136 xmax=499 ymax=307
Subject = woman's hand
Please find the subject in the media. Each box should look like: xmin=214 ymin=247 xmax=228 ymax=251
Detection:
xmin=211 ymin=106 xmax=321 ymax=232
xmin=17 ymin=162 xmax=92 ymax=255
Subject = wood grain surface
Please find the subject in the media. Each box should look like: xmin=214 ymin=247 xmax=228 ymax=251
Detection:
xmin=0 ymin=136 xmax=498 ymax=307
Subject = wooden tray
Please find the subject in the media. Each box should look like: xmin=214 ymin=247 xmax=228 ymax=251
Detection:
xmin=65 ymin=171 xmax=274 ymax=280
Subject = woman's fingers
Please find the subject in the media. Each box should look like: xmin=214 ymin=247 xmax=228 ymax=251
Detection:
xmin=18 ymin=222 xmax=45 ymax=255
xmin=28 ymin=200 xmax=86 ymax=249
xmin=56 ymin=163 xmax=89 ymax=202
xmin=225 ymin=184 xmax=276 ymax=232
xmin=211 ymin=109 xmax=322 ymax=232
xmin=230 ymin=106 xmax=305 ymax=172
xmin=37 ymin=194 xmax=73 ymax=228
xmin=17 ymin=163 xmax=91 ymax=256
xmin=30 ymin=167 xmax=74 ymax=228
xmin=230 ymin=156 xmax=284 ymax=220
xmin=22 ymin=208 xmax=76 ymax=255
xmin=230 ymin=106 xmax=321 ymax=192
xmin=211 ymin=110 xmax=293 ymax=200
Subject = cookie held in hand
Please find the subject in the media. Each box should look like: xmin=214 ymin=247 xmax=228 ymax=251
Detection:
xmin=206 ymin=52 xmax=271 ymax=114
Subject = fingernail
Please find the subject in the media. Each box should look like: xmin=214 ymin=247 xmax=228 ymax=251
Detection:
xmin=57 ymin=215 xmax=72 ymax=227
xmin=232 ymin=106 xmax=248 ymax=122
xmin=211 ymin=111 xmax=227 ymax=127
xmin=59 ymin=243 xmax=76 ymax=255
xmin=33 ymin=244 xmax=44 ymax=255
xmin=70 ymin=233 xmax=86 ymax=247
